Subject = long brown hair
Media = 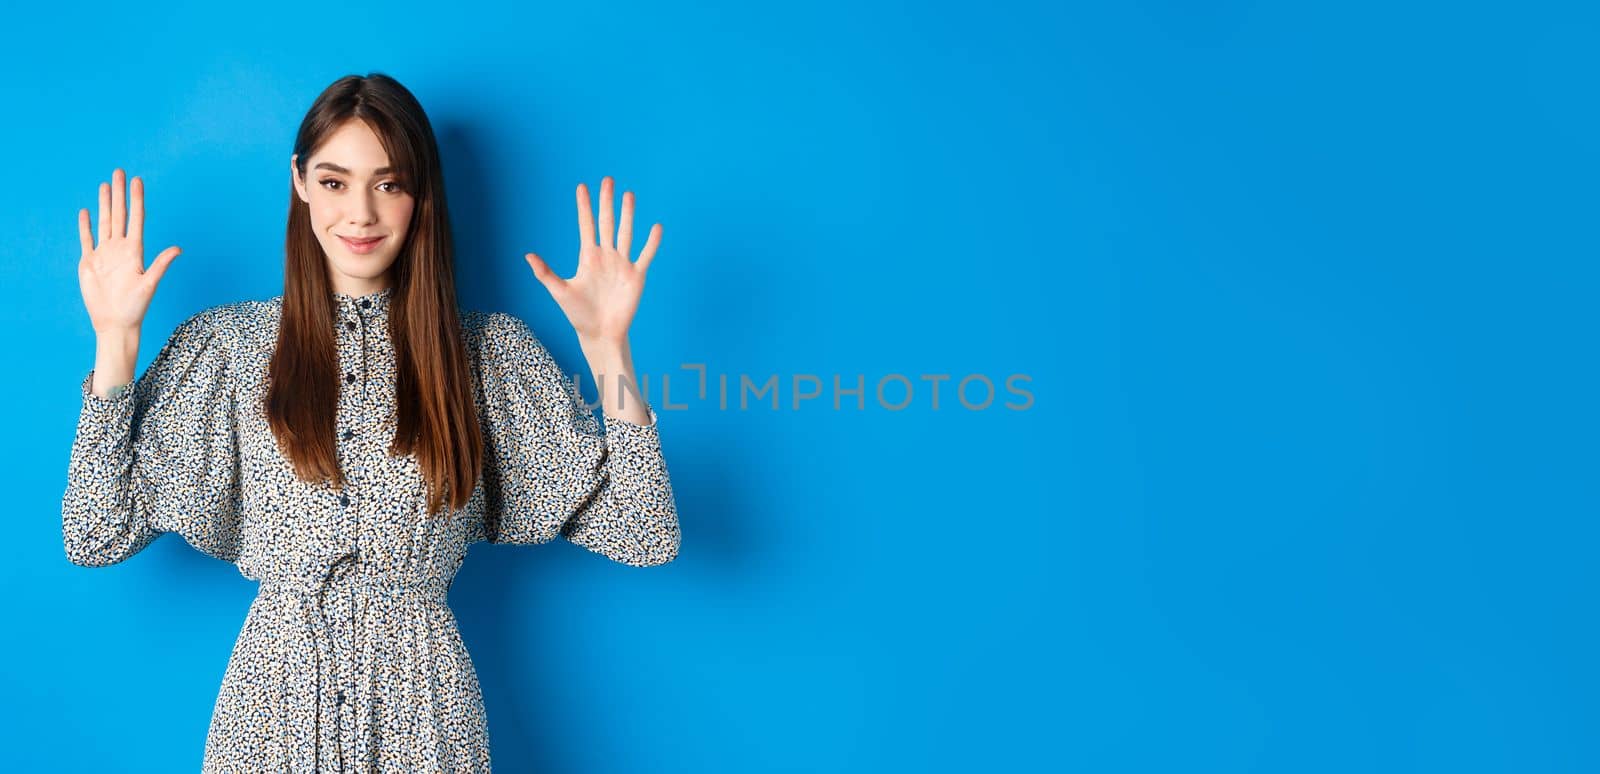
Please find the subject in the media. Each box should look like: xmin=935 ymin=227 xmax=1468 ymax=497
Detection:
xmin=267 ymin=72 xmax=482 ymax=518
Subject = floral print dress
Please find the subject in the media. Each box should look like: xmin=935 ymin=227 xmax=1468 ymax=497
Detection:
xmin=62 ymin=286 xmax=681 ymax=772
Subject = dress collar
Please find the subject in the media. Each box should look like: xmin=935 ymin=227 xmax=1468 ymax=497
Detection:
xmin=331 ymin=286 xmax=394 ymax=318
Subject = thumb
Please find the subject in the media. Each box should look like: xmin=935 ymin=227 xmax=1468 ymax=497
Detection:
xmin=525 ymin=252 xmax=566 ymax=295
xmin=146 ymin=246 xmax=181 ymax=287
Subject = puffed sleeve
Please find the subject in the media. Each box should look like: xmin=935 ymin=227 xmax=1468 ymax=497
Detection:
xmin=61 ymin=305 xmax=243 ymax=567
xmin=477 ymin=312 xmax=680 ymax=566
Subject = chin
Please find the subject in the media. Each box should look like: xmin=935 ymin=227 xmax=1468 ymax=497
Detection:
xmin=326 ymin=254 xmax=400 ymax=282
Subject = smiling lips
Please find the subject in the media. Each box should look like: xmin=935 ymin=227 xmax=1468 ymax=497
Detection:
xmin=339 ymin=235 xmax=384 ymax=254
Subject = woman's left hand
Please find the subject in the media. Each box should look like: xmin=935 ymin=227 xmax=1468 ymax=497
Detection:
xmin=525 ymin=176 xmax=662 ymax=345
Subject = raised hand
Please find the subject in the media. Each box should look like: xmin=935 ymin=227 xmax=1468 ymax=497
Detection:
xmin=524 ymin=176 xmax=662 ymax=345
xmin=78 ymin=168 xmax=181 ymax=336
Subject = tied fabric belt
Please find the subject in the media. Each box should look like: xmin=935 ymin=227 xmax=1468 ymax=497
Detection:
xmin=258 ymin=552 xmax=451 ymax=773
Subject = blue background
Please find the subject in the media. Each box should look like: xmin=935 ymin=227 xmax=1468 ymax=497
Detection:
xmin=2 ymin=1 xmax=1595 ymax=771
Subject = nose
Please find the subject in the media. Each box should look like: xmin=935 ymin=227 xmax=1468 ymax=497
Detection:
xmin=346 ymin=192 xmax=378 ymax=226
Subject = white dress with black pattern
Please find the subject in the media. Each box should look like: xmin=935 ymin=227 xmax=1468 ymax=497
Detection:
xmin=62 ymin=286 xmax=681 ymax=772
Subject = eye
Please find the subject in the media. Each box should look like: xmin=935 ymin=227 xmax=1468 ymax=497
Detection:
xmin=379 ymin=181 xmax=404 ymax=193
xmin=318 ymin=178 xmax=343 ymax=190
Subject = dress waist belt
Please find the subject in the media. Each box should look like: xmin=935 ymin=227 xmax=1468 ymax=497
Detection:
xmin=256 ymin=553 xmax=451 ymax=772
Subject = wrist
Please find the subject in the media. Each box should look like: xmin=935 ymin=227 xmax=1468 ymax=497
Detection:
xmin=93 ymin=329 xmax=139 ymax=363
xmin=94 ymin=328 xmax=140 ymax=358
xmin=91 ymin=328 xmax=140 ymax=400
xmin=577 ymin=333 xmax=629 ymax=359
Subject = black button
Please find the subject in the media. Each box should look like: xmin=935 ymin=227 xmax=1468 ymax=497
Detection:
xmin=341 ymin=430 xmax=354 ymax=441
xmin=345 ymin=321 xmax=356 ymax=331
xmin=345 ymin=372 xmax=356 ymax=384
xmin=360 ymin=299 xmax=371 ymax=308
xmin=336 ymin=690 xmax=345 ymax=705
xmin=339 ymin=494 xmax=350 ymax=507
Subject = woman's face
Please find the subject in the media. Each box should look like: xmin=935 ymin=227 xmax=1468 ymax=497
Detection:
xmin=290 ymin=119 xmax=415 ymax=296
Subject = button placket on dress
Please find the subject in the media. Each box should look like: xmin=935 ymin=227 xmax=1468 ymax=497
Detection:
xmin=264 ymin=290 xmax=392 ymax=774
xmin=332 ymin=290 xmax=382 ymax=772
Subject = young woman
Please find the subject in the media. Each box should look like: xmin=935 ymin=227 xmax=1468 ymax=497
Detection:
xmin=63 ymin=72 xmax=681 ymax=772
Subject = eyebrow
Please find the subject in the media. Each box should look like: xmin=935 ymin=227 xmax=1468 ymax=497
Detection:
xmin=313 ymin=162 xmax=394 ymax=175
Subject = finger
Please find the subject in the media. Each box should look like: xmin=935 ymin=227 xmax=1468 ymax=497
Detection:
xmin=128 ymin=175 xmax=145 ymax=243
xmin=598 ymin=176 xmax=615 ymax=250
xmin=526 ymin=252 xmax=568 ymax=291
xmin=618 ymin=190 xmax=635 ymax=259
xmin=145 ymin=246 xmax=181 ymax=286
xmin=636 ymin=223 xmax=662 ymax=274
xmin=78 ymin=209 xmax=93 ymax=255
xmin=111 ymin=168 xmax=126 ymax=239
xmin=576 ymin=182 xmax=596 ymax=248
xmin=98 ymin=181 xmax=111 ymax=245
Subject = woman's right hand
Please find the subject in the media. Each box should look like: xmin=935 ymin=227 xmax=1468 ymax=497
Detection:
xmin=78 ymin=168 xmax=181 ymax=336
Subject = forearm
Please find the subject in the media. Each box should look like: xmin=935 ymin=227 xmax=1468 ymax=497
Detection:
xmin=557 ymin=385 xmax=680 ymax=565
xmin=91 ymin=327 xmax=140 ymax=399
xmin=577 ymin=334 xmax=653 ymax=426
xmin=64 ymin=370 xmax=158 ymax=567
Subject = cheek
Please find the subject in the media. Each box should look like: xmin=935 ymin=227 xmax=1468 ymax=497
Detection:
xmin=386 ymin=199 xmax=416 ymax=231
xmin=307 ymin=198 xmax=337 ymax=229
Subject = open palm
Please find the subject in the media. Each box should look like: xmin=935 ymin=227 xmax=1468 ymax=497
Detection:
xmin=524 ymin=176 xmax=661 ymax=344
xmin=78 ymin=168 xmax=181 ymax=335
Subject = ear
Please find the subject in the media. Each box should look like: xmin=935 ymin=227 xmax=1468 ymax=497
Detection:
xmin=290 ymin=153 xmax=310 ymax=204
